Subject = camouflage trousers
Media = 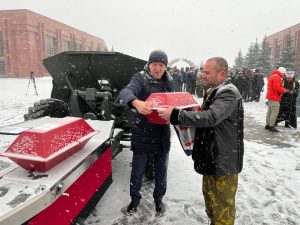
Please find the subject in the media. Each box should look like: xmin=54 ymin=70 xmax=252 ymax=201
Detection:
xmin=202 ymin=174 xmax=238 ymax=225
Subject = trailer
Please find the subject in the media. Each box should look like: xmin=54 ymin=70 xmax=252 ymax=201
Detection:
xmin=0 ymin=117 xmax=117 ymax=225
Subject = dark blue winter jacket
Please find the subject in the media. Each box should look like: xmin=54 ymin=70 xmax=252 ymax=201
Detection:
xmin=119 ymin=64 xmax=174 ymax=154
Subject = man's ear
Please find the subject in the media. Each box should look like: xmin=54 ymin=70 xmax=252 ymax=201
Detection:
xmin=220 ymin=70 xmax=226 ymax=79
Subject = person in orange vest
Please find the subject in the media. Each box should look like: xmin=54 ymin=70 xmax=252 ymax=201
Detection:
xmin=265 ymin=67 xmax=291 ymax=132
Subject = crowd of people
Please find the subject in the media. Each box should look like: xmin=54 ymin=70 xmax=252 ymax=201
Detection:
xmin=167 ymin=66 xmax=204 ymax=97
xmin=230 ymin=68 xmax=265 ymax=102
xmin=168 ymin=64 xmax=299 ymax=132
xmin=168 ymin=65 xmax=265 ymax=102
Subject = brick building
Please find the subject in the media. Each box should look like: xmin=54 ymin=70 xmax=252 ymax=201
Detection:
xmin=266 ymin=23 xmax=300 ymax=74
xmin=0 ymin=9 xmax=107 ymax=77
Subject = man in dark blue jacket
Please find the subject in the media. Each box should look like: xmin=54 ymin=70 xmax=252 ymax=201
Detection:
xmin=158 ymin=57 xmax=244 ymax=225
xmin=119 ymin=50 xmax=174 ymax=214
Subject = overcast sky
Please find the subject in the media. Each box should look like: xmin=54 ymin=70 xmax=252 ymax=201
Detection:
xmin=2 ymin=0 xmax=300 ymax=67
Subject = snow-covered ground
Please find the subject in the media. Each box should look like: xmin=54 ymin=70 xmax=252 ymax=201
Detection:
xmin=0 ymin=77 xmax=300 ymax=225
xmin=0 ymin=77 xmax=53 ymax=127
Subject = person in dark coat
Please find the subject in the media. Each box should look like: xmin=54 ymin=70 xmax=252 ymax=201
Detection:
xmin=181 ymin=67 xmax=187 ymax=91
xmin=186 ymin=67 xmax=196 ymax=95
xmin=119 ymin=49 xmax=174 ymax=214
xmin=171 ymin=67 xmax=183 ymax=92
xmin=232 ymin=70 xmax=246 ymax=97
xmin=158 ymin=57 xmax=244 ymax=225
xmin=243 ymin=68 xmax=254 ymax=102
xmin=276 ymin=71 xmax=299 ymax=128
xmin=195 ymin=71 xmax=205 ymax=98
xmin=251 ymin=68 xmax=265 ymax=102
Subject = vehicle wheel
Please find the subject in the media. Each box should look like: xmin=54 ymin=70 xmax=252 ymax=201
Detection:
xmin=24 ymin=98 xmax=71 ymax=120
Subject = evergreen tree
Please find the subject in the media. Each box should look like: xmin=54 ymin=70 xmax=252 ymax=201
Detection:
xmin=252 ymin=39 xmax=261 ymax=69
xmin=244 ymin=39 xmax=262 ymax=70
xmin=279 ymin=33 xmax=295 ymax=70
xmin=258 ymin=36 xmax=272 ymax=76
xmin=233 ymin=49 xmax=244 ymax=70
xmin=244 ymin=43 xmax=256 ymax=69
xmin=272 ymin=57 xmax=280 ymax=71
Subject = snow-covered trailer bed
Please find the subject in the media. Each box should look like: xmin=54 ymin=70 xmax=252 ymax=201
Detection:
xmin=0 ymin=117 xmax=114 ymax=225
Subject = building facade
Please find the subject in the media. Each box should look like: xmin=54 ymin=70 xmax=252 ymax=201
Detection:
xmin=266 ymin=23 xmax=300 ymax=74
xmin=0 ymin=9 xmax=107 ymax=77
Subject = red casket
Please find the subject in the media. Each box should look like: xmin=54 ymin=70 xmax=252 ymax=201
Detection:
xmin=145 ymin=92 xmax=200 ymax=124
xmin=0 ymin=117 xmax=97 ymax=172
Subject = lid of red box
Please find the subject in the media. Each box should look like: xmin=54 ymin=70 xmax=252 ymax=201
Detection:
xmin=146 ymin=92 xmax=199 ymax=109
xmin=145 ymin=92 xmax=200 ymax=124
xmin=0 ymin=117 xmax=97 ymax=172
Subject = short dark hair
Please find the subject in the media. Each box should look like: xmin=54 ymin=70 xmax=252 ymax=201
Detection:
xmin=207 ymin=57 xmax=228 ymax=75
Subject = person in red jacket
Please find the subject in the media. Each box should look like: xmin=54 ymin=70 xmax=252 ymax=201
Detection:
xmin=265 ymin=67 xmax=290 ymax=132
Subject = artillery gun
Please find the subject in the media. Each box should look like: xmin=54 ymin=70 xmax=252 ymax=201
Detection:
xmin=24 ymin=51 xmax=147 ymax=157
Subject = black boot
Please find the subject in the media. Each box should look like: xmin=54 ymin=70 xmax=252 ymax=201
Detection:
xmin=155 ymin=200 xmax=166 ymax=214
xmin=285 ymin=122 xmax=290 ymax=128
xmin=127 ymin=199 xmax=140 ymax=213
xmin=265 ymin=125 xmax=270 ymax=130
xmin=268 ymin=126 xmax=279 ymax=132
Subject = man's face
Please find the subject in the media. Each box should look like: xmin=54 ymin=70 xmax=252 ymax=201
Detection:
xmin=202 ymin=60 xmax=225 ymax=88
xmin=149 ymin=62 xmax=166 ymax=79
xmin=286 ymin=77 xmax=293 ymax=82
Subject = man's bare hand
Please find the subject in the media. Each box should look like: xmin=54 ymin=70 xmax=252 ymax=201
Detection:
xmin=131 ymin=99 xmax=152 ymax=115
xmin=157 ymin=106 xmax=174 ymax=122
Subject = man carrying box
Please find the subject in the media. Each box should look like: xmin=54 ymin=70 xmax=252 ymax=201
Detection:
xmin=158 ymin=57 xmax=244 ymax=225
xmin=119 ymin=50 xmax=174 ymax=214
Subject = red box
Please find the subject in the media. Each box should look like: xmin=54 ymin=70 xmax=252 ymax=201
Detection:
xmin=145 ymin=92 xmax=200 ymax=124
xmin=0 ymin=117 xmax=97 ymax=172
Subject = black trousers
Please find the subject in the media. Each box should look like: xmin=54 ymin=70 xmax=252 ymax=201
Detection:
xmin=130 ymin=151 xmax=169 ymax=201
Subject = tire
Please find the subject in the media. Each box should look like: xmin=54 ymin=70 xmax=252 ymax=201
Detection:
xmin=24 ymin=98 xmax=71 ymax=121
